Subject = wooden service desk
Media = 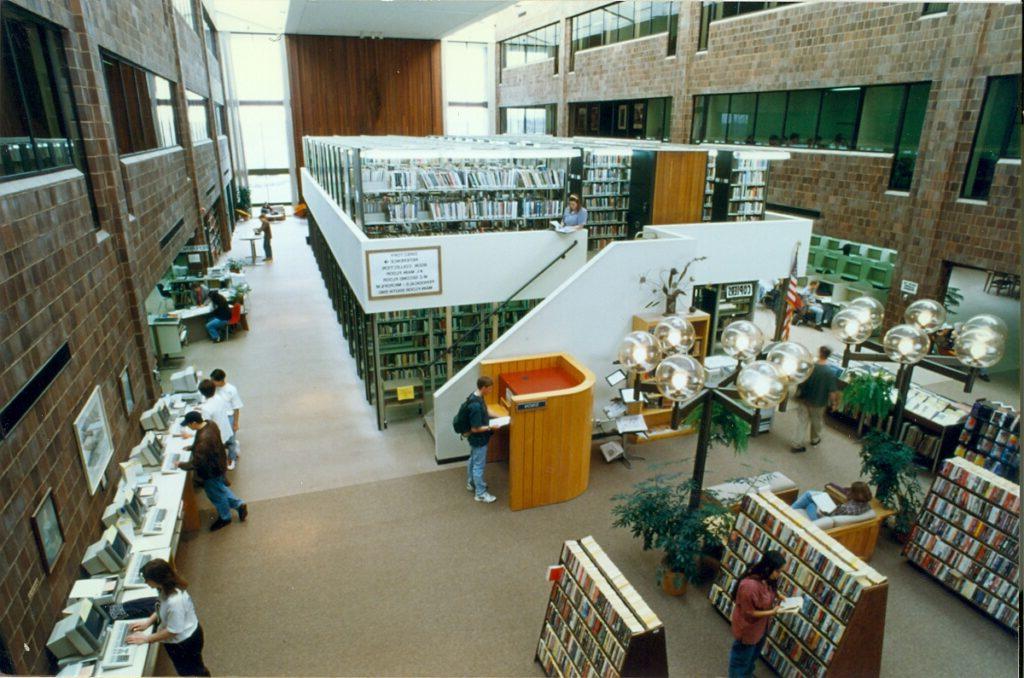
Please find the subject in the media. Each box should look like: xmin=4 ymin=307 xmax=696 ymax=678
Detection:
xmin=479 ymin=353 xmax=595 ymax=511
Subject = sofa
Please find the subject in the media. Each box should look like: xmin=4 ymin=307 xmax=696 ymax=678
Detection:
xmin=789 ymin=487 xmax=895 ymax=562
xmin=705 ymin=472 xmax=799 ymax=511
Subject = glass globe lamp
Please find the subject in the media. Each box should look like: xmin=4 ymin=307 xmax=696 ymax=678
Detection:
xmin=720 ymin=320 xmax=765 ymax=362
xmin=736 ymin=361 xmax=787 ymax=409
xmin=904 ymin=299 xmax=946 ymax=332
xmin=848 ymin=296 xmax=885 ymax=330
xmin=831 ymin=308 xmax=873 ymax=345
xmin=766 ymin=342 xmax=815 ymax=384
xmin=654 ymin=355 xmax=706 ymax=402
xmin=962 ymin=314 xmax=1009 ymax=343
xmin=653 ymin=316 xmax=696 ymax=355
xmin=882 ymin=324 xmax=930 ymax=364
xmin=954 ymin=328 xmax=1005 ymax=369
xmin=617 ymin=331 xmax=659 ymax=372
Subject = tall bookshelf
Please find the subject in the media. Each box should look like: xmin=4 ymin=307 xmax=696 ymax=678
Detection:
xmin=905 ymin=457 xmax=1019 ymax=629
xmin=581 ymin=149 xmax=632 ymax=253
xmin=704 ymin=150 xmax=772 ymax=222
xmin=952 ymin=399 xmax=1020 ymax=480
xmin=693 ymin=281 xmax=758 ymax=353
xmin=537 ymin=536 xmax=667 ymax=678
xmin=701 ymin=152 xmax=717 ymax=221
xmin=709 ymin=491 xmax=889 ymax=678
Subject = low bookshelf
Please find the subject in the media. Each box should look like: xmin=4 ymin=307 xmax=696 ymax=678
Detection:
xmin=709 ymin=491 xmax=888 ymax=678
xmin=952 ymin=399 xmax=1020 ymax=481
xmin=537 ymin=536 xmax=667 ymax=678
xmin=905 ymin=456 xmax=1019 ymax=630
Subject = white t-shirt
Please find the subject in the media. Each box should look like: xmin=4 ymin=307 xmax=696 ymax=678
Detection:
xmin=199 ymin=394 xmax=233 ymax=444
xmin=217 ymin=382 xmax=244 ymax=413
xmin=159 ymin=590 xmax=199 ymax=644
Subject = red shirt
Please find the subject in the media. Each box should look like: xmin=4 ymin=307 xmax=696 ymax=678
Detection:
xmin=731 ymin=577 xmax=776 ymax=644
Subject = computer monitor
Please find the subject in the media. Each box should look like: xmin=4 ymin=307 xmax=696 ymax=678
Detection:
xmin=131 ymin=432 xmax=164 ymax=466
xmin=120 ymin=488 xmax=145 ymax=529
xmin=140 ymin=401 xmax=171 ymax=431
xmin=170 ymin=366 xmax=198 ymax=393
xmin=867 ymin=265 xmax=891 ymax=288
xmin=81 ymin=526 xmax=131 ymax=576
xmin=207 ymin=266 xmax=226 ymax=279
xmin=820 ymin=254 xmax=839 ymax=274
xmin=865 ymin=247 xmax=883 ymax=261
xmin=46 ymin=599 xmax=108 ymax=659
xmin=841 ymin=260 xmax=863 ymax=281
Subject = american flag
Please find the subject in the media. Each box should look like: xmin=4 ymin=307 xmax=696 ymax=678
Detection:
xmin=781 ymin=244 xmax=800 ymax=340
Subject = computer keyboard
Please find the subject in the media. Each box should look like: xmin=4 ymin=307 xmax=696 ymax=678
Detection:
xmin=161 ymin=452 xmax=180 ymax=474
xmin=142 ymin=508 xmax=168 ymax=536
xmin=126 ymin=553 xmax=153 ymax=587
xmin=102 ymin=620 xmax=138 ymax=669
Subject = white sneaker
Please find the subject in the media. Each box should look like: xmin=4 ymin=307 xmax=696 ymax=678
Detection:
xmin=227 ymin=460 xmax=237 ymax=471
xmin=475 ymin=492 xmax=497 ymax=503
xmin=466 ymin=481 xmax=474 ymax=492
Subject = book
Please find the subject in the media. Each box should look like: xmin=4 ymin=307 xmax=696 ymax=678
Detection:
xmin=810 ymin=491 xmax=837 ymax=514
xmin=490 ymin=416 xmax=510 ymax=428
xmin=615 ymin=414 xmax=648 ymax=434
xmin=779 ymin=595 xmax=804 ymax=612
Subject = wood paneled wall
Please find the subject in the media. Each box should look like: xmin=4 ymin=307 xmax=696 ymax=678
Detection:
xmin=651 ymin=150 xmax=707 ymax=224
xmin=286 ymin=35 xmax=443 ymax=192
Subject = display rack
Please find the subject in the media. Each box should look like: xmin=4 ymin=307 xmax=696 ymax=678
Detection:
xmin=953 ymin=399 xmax=1020 ymax=480
xmin=537 ymin=536 xmax=667 ymax=678
xmin=905 ymin=457 xmax=1019 ymax=629
xmin=694 ymin=281 xmax=757 ymax=353
xmin=709 ymin=491 xmax=889 ymax=678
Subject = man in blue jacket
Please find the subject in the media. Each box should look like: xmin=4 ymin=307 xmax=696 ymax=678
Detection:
xmin=466 ymin=376 xmax=498 ymax=503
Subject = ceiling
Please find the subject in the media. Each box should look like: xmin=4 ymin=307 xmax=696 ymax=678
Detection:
xmin=210 ymin=0 xmax=514 ymax=39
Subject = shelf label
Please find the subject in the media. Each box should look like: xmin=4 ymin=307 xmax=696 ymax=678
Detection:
xmin=900 ymin=279 xmax=918 ymax=294
xmin=366 ymin=246 xmax=442 ymax=299
xmin=518 ymin=400 xmax=546 ymax=411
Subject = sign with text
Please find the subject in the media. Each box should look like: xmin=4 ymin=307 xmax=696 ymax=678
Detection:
xmin=725 ymin=282 xmax=755 ymax=299
xmin=366 ymin=247 xmax=442 ymax=300
xmin=900 ymin=280 xmax=919 ymax=295
xmin=181 ymin=245 xmax=211 ymax=253
xmin=517 ymin=400 xmax=547 ymax=411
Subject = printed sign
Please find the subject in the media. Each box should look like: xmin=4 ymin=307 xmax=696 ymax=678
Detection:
xmin=517 ymin=400 xmax=547 ymax=411
xmin=366 ymin=247 xmax=442 ymax=300
xmin=181 ymin=245 xmax=210 ymax=253
xmin=725 ymin=282 xmax=755 ymax=299
xmin=900 ymin=280 xmax=919 ymax=294
xmin=396 ymin=385 xmax=415 ymax=401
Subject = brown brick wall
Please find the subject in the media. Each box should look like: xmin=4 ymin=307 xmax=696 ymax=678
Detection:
xmin=176 ymin=12 xmax=209 ymax=96
xmin=194 ymin=139 xmax=220 ymax=210
xmin=80 ymin=0 xmax=176 ymax=80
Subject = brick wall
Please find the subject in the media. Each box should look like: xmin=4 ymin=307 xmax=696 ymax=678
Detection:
xmin=176 ymin=12 xmax=209 ymax=96
xmin=82 ymin=0 xmax=176 ymax=80
xmin=194 ymin=139 xmax=220 ymax=210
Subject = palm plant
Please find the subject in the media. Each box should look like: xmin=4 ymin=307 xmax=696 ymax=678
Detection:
xmin=859 ymin=431 xmax=923 ymax=537
xmin=840 ymin=371 xmax=895 ymax=434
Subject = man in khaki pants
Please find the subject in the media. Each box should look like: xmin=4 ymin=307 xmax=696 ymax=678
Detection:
xmin=791 ymin=346 xmax=841 ymax=452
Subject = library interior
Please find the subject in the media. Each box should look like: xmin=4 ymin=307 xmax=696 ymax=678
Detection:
xmin=1 ymin=1 xmax=1022 ymax=677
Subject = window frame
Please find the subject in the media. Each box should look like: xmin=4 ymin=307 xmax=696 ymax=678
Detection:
xmin=499 ymin=22 xmax=559 ymax=76
xmin=959 ymin=74 xmax=1022 ymax=200
xmin=697 ymin=2 xmax=797 ymax=51
xmin=499 ymin=104 xmax=557 ymax=135
xmin=100 ymin=50 xmax=180 ymax=156
xmin=569 ymin=2 xmax=679 ymax=64
xmin=921 ymin=3 xmax=949 ymax=16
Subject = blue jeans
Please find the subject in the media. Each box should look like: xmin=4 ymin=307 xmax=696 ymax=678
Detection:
xmin=728 ymin=637 xmax=765 ymax=678
xmin=203 ymin=475 xmax=244 ymax=520
xmin=206 ymin=317 xmax=228 ymax=341
xmin=793 ymin=491 xmax=820 ymax=520
xmin=467 ymin=445 xmax=488 ymax=497
xmin=806 ymin=304 xmax=824 ymax=324
xmin=226 ymin=435 xmax=239 ymax=462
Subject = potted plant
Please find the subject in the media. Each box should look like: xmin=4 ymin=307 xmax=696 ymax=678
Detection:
xmin=682 ymin=400 xmax=751 ymax=453
xmin=230 ymin=282 xmax=251 ymax=307
xmin=612 ymin=475 xmax=732 ymax=595
xmin=840 ymin=371 xmax=895 ymax=434
xmin=227 ymin=257 xmax=246 ymax=274
xmin=237 ymin=184 xmax=251 ymax=213
xmin=859 ymin=431 xmax=923 ymax=542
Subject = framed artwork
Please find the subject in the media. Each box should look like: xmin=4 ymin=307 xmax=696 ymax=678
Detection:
xmin=74 ymin=386 xmax=114 ymax=495
xmin=589 ymin=105 xmax=600 ymax=132
xmin=31 ymin=489 xmax=65 ymax=574
xmin=632 ymin=102 xmax=646 ymax=130
xmin=616 ymin=104 xmax=628 ymax=130
xmin=575 ymin=106 xmax=587 ymax=135
xmin=119 ymin=367 xmax=134 ymax=415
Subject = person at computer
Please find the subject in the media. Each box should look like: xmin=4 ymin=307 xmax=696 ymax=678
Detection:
xmin=176 ymin=411 xmax=247 ymax=531
xmin=126 ymin=558 xmax=210 ymax=677
xmin=205 ymin=291 xmax=232 ymax=342
xmin=797 ymin=279 xmax=826 ymax=329
xmin=561 ymin=194 xmax=588 ymax=229
xmin=254 ymin=215 xmax=273 ymax=262
xmin=792 ymin=481 xmax=873 ymax=521
xmin=198 ymin=378 xmax=239 ymax=470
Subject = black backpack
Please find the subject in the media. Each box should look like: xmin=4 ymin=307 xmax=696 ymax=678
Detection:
xmin=452 ymin=395 xmax=476 ymax=435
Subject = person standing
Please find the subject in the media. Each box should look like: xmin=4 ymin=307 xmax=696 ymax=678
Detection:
xmin=728 ymin=550 xmax=788 ymax=678
xmin=254 ymin=215 xmax=273 ymax=262
xmin=126 ymin=558 xmax=210 ymax=677
xmin=198 ymin=378 xmax=239 ymax=470
xmin=791 ymin=346 xmax=841 ymax=452
xmin=561 ymin=194 xmax=588 ymax=228
xmin=210 ymin=368 xmax=243 ymax=438
xmin=466 ymin=376 xmax=498 ymax=504
xmin=205 ymin=291 xmax=231 ymax=342
xmin=176 ymin=412 xmax=247 ymax=531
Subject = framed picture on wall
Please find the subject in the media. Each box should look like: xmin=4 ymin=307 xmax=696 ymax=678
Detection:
xmin=31 ymin=489 xmax=65 ymax=574
xmin=616 ymin=104 xmax=628 ymax=130
xmin=632 ymin=102 xmax=646 ymax=130
xmin=74 ymin=386 xmax=114 ymax=495
xmin=119 ymin=367 xmax=134 ymax=415
xmin=575 ymin=106 xmax=587 ymax=135
xmin=589 ymin=105 xmax=600 ymax=132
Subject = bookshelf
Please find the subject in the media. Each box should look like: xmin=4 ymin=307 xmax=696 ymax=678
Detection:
xmin=702 ymin=152 xmax=716 ymax=221
xmin=952 ymin=399 xmax=1020 ymax=481
xmin=905 ymin=456 xmax=1019 ymax=629
xmin=693 ymin=281 xmax=758 ymax=353
xmin=703 ymin=150 xmax=773 ymax=222
xmin=709 ymin=491 xmax=889 ymax=678
xmin=537 ymin=536 xmax=667 ymax=678
xmin=581 ymin=148 xmax=632 ymax=253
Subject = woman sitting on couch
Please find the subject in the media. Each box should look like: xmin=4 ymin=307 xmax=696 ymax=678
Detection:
xmin=792 ymin=481 xmax=872 ymax=521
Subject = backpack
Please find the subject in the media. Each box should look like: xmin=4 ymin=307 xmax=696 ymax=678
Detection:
xmin=452 ymin=395 xmax=476 ymax=436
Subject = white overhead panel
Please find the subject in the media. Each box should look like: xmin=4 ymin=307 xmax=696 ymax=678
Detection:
xmin=285 ymin=0 xmax=514 ymax=39
xmin=211 ymin=0 xmax=290 ymax=34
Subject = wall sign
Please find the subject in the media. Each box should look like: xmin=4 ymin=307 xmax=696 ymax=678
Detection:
xmin=366 ymin=246 xmax=442 ymax=300
xmin=900 ymin=280 xmax=919 ymax=294
xmin=725 ymin=282 xmax=754 ymax=299
xmin=518 ymin=400 xmax=547 ymax=411
xmin=181 ymin=245 xmax=210 ymax=253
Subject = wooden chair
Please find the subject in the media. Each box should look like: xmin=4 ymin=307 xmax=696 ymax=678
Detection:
xmin=821 ymin=487 xmax=895 ymax=562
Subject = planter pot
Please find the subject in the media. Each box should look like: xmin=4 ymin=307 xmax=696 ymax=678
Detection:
xmin=696 ymin=554 xmax=722 ymax=584
xmin=657 ymin=561 xmax=688 ymax=596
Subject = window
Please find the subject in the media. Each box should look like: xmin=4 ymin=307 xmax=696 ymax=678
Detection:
xmin=784 ymin=89 xmax=820 ymax=147
xmin=101 ymin=53 xmax=178 ymax=154
xmin=569 ymin=97 xmax=671 ymax=140
xmin=185 ymin=91 xmax=209 ymax=142
xmin=570 ymin=2 xmax=679 ymax=66
xmin=726 ymin=93 xmax=756 ymax=142
xmin=889 ymin=83 xmax=930 ymax=190
xmin=961 ymin=74 xmax=1021 ymax=200
xmin=856 ymin=85 xmax=904 ymax=152
xmin=500 ymin=105 xmax=556 ymax=135
xmin=921 ymin=3 xmax=949 ymax=16
xmin=818 ymin=87 xmax=860 ymax=150
xmin=202 ymin=9 xmax=218 ymax=59
xmin=500 ymin=23 xmax=558 ymax=74
xmin=705 ymin=94 xmax=730 ymax=143
xmin=1 ymin=6 xmax=83 ymax=178
xmin=698 ymin=2 xmax=795 ymax=50
xmin=752 ymin=91 xmax=786 ymax=144
xmin=172 ymin=0 xmax=196 ymax=32
xmin=445 ymin=42 xmax=489 ymax=135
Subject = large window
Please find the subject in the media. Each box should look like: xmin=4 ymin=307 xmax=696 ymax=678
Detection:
xmin=202 ymin=9 xmax=218 ymax=59
xmin=185 ymin=91 xmax=209 ymax=142
xmin=1 ymin=6 xmax=84 ymax=179
xmin=921 ymin=3 xmax=949 ymax=16
xmin=691 ymin=83 xmax=932 ymax=188
xmin=101 ymin=53 xmax=178 ymax=154
xmin=570 ymin=97 xmax=672 ymax=140
xmin=961 ymin=74 xmax=1021 ymax=200
xmin=570 ymin=2 xmax=680 ymax=67
xmin=500 ymin=23 xmax=558 ymax=74
xmin=698 ymin=2 xmax=795 ymax=50
xmin=500 ymin=105 xmax=556 ymax=135
xmin=445 ymin=41 xmax=489 ymax=135
xmin=172 ymin=0 xmax=196 ymax=32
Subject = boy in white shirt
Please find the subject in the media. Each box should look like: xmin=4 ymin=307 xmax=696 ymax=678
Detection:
xmin=210 ymin=368 xmax=243 ymax=434
xmin=196 ymin=379 xmax=239 ymax=469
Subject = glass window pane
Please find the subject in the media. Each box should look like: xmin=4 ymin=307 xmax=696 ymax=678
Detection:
xmin=705 ymin=94 xmax=730 ymax=143
xmin=817 ymin=87 xmax=860 ymax=149
xmin=727 ymin=92 xmax=756 ymax=143
xmin=447 ymin=105 xmax=488 ymax=135
xmin=753 ymin=91 xmax=785 ymax=145
xmin=856 ymin=85 xmax=903 ymax=152
xmin=962 ymin=76 xmax=1015 ymax=197
xmin=784 ymin=89 xmax=821 ymax=147
xmin=249 ymin=172 xmax=291 ymax=204
xmin=651 ymin=1 xmax=671 ymax=34
xmin=186 ymin=92 xmax=209 ymax=142
xmin=691 ymin=95 xmax=707 ymax=142
xmin=445 ymin=42 xmax=487 ymax=102
xmin=636 ymin=1 xmax=653 ymax=37
xmin=1 ymin=26 xmax=38 ymax=174
xmin=229 ymin=34 xmax=284 ymax=101
xmin=239 ymin=105 xmax=288 ymax=169
xmin=890 ymin=82 xmax=930 ymax=191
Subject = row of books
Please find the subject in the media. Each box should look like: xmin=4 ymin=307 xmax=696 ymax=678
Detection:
xmin=586 ymin=197 xmax=628 ymax=210
xmin=914 ymin=510 xmax=1017 ymax=579
xmin=922 ymin=493 xmax=1017 ymax=554
xmin=942 ymin=451 xmax=1020 ymax=509
xmin=930 ymin=477 xmax=1019 ymax=534
xmin=588 ymin=214 xmax=626 ymax=225
xmin=559 ymin=541 xmax=639 ymax=647
xmin=728 ymin=202 xmax=765 ymax=216
xmin=904 ymin=389 xmax=969 ymax=426
xmin=550 ymin=582 xmax=626 ymax=674
xmin=583 ymin=189 xmax=628 ymax=197
xmin=587 ymin=169 xmax=631 ymax=181
xmin=730 ymin=186 xmax=765 ymax=201
xmin=362 ymin=167 xmax=565 ymax=191
xmin=524 ymin=199 xmax=562 ymax=217
xmin=955 ymin=400 xmax=1020 ymax=480
xmin=905 ymin=544 xmax=1019 ymax=628
xmin=908 ymin=529 xmax=1016 ymax=600
xmin=427 ymin=200 xmax=520 ymax=220
xmin=586 ymin=226 xmax=626 ymax=238
xmin=898 ymin=423 xmax=943 ymax=459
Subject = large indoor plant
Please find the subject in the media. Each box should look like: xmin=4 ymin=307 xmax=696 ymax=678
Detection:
xmin=681 ymin=400 xmax=751 ymax=454
xmin=612 ymin=475 xmax=732 ymax=595
xmin=859 ymin=431 xmax=923 ymax=541
xmin=840 ymin=371 xmax=894 ymax=434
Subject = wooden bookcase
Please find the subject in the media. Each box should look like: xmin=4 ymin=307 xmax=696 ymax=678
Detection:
xmin=952 ymin=399 xmax=1020 ymax=481
xmin=537 ymin=536 xmax=667 ymax=678
xmin=709 ymin=491 xmax=889 ymax=678
xmin=905 ymin=457 xmax=1019 ymax=629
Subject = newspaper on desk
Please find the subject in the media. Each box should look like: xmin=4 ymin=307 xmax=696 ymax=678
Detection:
xmin=614 ymin=414 xmax=648 ymax=434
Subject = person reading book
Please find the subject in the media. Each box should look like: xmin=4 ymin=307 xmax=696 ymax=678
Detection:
xmin=792 ymin=481 xmax=873 ymax=521
xmin=561 ymin=194 xmax=588 ymax=228
xmin=728 ymin=550 xmax=794 ymax=678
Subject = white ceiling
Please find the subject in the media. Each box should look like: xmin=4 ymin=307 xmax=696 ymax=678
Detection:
xmin=210 ymin=0 xmax=514 ymax=39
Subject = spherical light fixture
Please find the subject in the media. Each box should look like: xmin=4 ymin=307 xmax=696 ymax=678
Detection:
xmin=736 ymin=361 xmax=787 ymax=409
xmin=617 ymin=331 xmax=659 ymax=372
xmin=882 ymin=324 xmax=930 ymax=364
xmin=766 ymin=342 xmax=815 ymax=384
xmin=653 ymin=315 xmax=696 ymax=355
xmin=848 ymin=296 xmax=885 ymax=330
xmin=720 ymin=320 xmax=765 ymax=362
xmin=654 ymin=355 xmax=706 ymax=401
xmin=831 ymin=307 xmax=873 ymax=345
xmin=954 ymin=328 xmax=1005 ymax=369
xmin=962 ymin=314 xmax=1009 ymax=343
xmin=904 ymin=299 xmax=946 ymax=332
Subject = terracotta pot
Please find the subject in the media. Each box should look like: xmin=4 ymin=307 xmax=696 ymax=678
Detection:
xmin=657 ymin=561 xmax=689 ymax=596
